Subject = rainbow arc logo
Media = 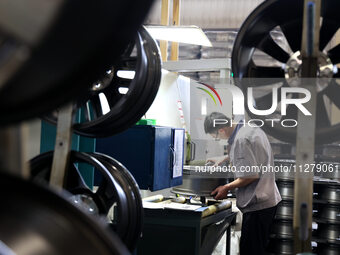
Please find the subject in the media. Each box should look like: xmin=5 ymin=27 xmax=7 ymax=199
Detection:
xmin=196 ymin=82 xmax=222 ymax=106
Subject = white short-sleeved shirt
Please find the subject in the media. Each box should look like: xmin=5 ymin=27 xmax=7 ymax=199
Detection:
xmin=229 ymin=125 xmax=282 ymax=213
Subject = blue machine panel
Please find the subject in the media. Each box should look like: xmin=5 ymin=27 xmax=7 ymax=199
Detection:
xmin=96 ymin=125 xmax=183 ymax=191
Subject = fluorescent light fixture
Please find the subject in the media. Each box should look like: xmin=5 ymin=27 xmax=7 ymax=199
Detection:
xmin=145 ymin=25 xmax=212 ymax=47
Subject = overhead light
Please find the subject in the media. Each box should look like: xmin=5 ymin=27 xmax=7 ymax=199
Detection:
xmin=145 ymin=25 xmax=212 ymax=47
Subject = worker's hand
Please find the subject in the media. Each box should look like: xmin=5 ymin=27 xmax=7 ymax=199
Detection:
xmin=206 ymin=155 xmax=229 ymax=167
xmin=211 ymin=185 xmax=230 ymax=200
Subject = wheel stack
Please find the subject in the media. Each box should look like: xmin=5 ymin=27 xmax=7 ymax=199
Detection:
xmin=266 ymin=149 xmax=340 ymax=254
xmin=0 ymin=2 xmax=160 ymax=254
xmin=29 ymin=26 xmax=162 ymax=252
xmin=268 ymin=155 xmax=296 ymax=255
xmin=313 ymin=177 xmax=340 ymax=254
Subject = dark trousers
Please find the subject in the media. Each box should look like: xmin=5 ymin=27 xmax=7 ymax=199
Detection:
xmin=239 ymin=205 xmax=277 ymax=255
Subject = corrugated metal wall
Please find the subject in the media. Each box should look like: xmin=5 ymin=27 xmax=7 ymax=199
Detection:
xmin=144 ymin=0 xmax=290 ymax=83
xmin=145 ymin=0 xmax=264 ymax=29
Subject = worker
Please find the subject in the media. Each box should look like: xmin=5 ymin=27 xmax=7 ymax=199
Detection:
xmin=204 ymin=112 xmax=281 ymax=255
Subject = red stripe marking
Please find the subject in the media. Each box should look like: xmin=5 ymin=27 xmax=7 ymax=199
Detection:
xmin=199 ymin=82 xmax=223 ymax=106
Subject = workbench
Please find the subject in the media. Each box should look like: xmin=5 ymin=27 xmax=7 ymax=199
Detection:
xmin=137 ymin=206 xmax=237 ymax=255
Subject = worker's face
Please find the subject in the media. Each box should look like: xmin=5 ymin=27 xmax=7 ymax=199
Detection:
xmin=210 ymin=127 xmax=232 ymax=141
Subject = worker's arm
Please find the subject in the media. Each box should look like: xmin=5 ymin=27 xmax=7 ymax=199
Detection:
xmin=211 ymin=136 xmax=262 ymax=200
xmin=206 ymin=155 xmax=229 ymax=166
xmin=227 ymin=176 xmax=258 ymax=189
xmin=211 ymin=176 xmax=258 ymax=200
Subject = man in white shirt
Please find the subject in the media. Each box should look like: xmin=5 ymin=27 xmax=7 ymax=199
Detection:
xmin=204 ymin=112 xmax=281 ymax=255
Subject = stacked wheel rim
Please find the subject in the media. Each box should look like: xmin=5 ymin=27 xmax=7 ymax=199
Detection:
xmin=232 ymin=0 xmax=340 ymax=144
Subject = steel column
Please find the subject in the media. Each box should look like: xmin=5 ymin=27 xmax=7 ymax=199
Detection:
xmin=293 ymin=0 xmax=321 ymax=253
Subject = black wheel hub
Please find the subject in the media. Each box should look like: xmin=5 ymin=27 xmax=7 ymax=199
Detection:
xmin=232 ymin=0 xmax=340 ymax=144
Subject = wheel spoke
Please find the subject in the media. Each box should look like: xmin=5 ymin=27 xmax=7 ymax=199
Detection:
xmin=67 ymin=164 xmax=90 ymax=191
xmin=316 ymin=95 xmax=331 ymax=128
xmin=324 ymin=80 xmax=340 ymax=109
xmin=101 ymin=83 xmax=124 ymax=108
xmin=116 ymin=77 xmax=132 ymax=87
xmin=103 ymin=90 xmax=119 ymax=109
xmin=249 ymin=65 xmax=285 ymax=78
xmin=281 ymin=92 xmax=299 ymax=121
xmin=282 ymin=104 xmax=298 ymax=121
xmin=248 ymin=78 xmax=284 ymax=87
xmin=255 ymin=82 xmax=288 ymax=109
xmin=257 ymin=35 xmax=290 ymax=63
xmin=114 ymin=57 xmax=137 ymax=72
xmin=95 ymin=180 xmax=113 ymax=211
xmin=95 ymin=181 xmax=107 ymax=197
xmin=85 ymin=101 xmax=93 ymax=121
xmin=328 ymin=44 xmax=340 ymax=64
xmin=281 ymin=20 xmax=303 ymax=53
xmin=120 ymin=56 xmax=137 ymax=69
xmin=89 ymin=96 xmax=103 ymax=119
xmin=319 ymin=20 xmax=339 ymax=51
xmin=122 ymin=42 xmax=136 ymax=57
xmin=80 ymin=105 xmax=91 ymax=122
xmin=255 ymin=89 xmax=278 ymax=110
